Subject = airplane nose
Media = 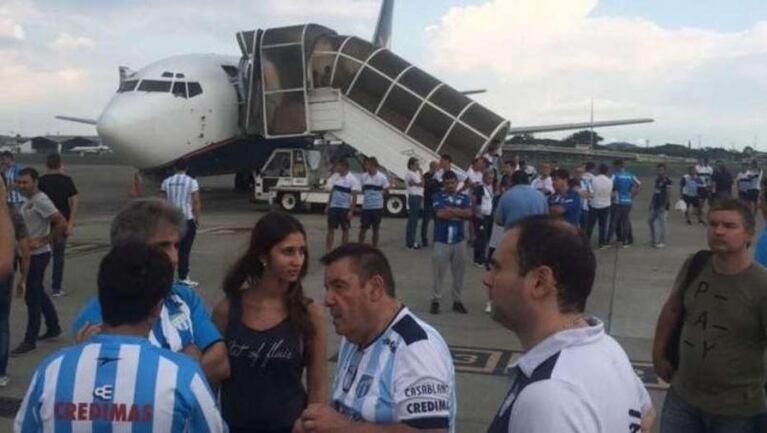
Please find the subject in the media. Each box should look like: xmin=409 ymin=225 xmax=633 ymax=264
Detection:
xmin=97 ymin=96 xmax=166 ymax=168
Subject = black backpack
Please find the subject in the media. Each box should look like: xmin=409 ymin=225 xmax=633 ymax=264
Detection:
xmin=667 ymin=249 xmax=712 ymax=369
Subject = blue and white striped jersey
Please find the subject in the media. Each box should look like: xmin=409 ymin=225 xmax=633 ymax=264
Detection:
xmin=327 ymin=173 xmax=361 ymax=209
xmin=361 ymin=172 xmax=390 ymax=210
xmin=161 ymin=173 xmax=199 ymax=220
xmin=71 ymin=283 xmax=223 ymax=353
xmin=5 ymin=163 xmax=25 ymax=205
xmin=332 ymin=307 xmax=456 ymax=432
xmin=14 ymin=334 xmax=225 ymax=433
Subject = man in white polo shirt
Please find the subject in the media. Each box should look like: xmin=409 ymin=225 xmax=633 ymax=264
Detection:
xmin=161 ymin=158 xmax=201 ymax=287
xmin=483 ymin=215 xmax=654 ymax=433
xmin=358 ymin=157 xmax=390 ymax=248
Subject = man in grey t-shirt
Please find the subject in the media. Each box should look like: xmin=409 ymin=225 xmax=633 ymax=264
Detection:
xmin=11 ymin=168 xmax=66 ymax=355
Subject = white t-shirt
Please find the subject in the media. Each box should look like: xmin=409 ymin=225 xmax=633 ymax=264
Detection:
xmin=695 ymin=164 xmax=714 ymax=188
xmin=465 ymin=167 xmax=484 ymax=186
xmin=531 ymin=176 xmax=554 ymax=196
xmin=405 ymin=170 xmax=424 ymax=197
xmin=161 ymin=173 xmax=199 ymax=220
xmin=487 ymin=317 xmax=652 ymax=433
xmin=589 ymin=174 xmax=613 ymax=209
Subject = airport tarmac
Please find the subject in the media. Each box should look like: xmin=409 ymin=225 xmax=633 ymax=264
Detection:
xmin=0 ymin=159 xmax=722 ymax=432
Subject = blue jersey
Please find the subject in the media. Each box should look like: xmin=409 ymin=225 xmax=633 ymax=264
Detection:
xmin=361 ymin=172 xmax=390 ymax=210
xmin=332 ymin=307 xmax=456 ymax=432
xmin=495 ymin=185 xmax=549 ymax=230
xmin=549 ymin=189 xmax=581 ymax=226
xmin=72 ymin=283 xmax=222 ymax=353
xmin=612 ymin=170 xmax=640 ymax=205
xmin=14 ymin=334 xmax=224 ymax=433
xmin=5 ymin=163 xmax=25 ymax=205
xmin=432 ymin=191 xmax=471 ymax=244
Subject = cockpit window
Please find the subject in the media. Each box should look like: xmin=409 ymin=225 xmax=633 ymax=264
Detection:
xmin=175 ymin=73 xmax=185 ymax=78
xmin=138 ymin=80 xmax=172 ymax=92
xmin=188 ymin=82 xmax=203 ymax=98
xmin=172 ymin=82 xmax=187 ymax=98
xmin=117 ymin=80 xmax=138 ymax=93
xmin=221 ymin=65 xmax=238 ymax=78
xmin=161 ymin=72 xmax=173 ymax=78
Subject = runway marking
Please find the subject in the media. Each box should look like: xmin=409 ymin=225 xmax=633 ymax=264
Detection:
xmin=65 ymin=242 xmax=110 ymax=258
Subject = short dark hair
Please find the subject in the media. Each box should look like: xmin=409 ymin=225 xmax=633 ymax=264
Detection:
xmin=320 ymin=243 xmax=395 ymax=296
xmin=598 ymin=163 xmax=609 ymax=175
xmin=0 ymin=151 xmax=13 ymax=160
xmin=367 ymin=157 xmax=379 ymax=168
xmin=708 ymin=198 xmax=756 ymax=234
xmin=514 ymin=215 xmax=595 ymax=313
xmin=174 ymin=158 xmax=189 ymax=171
xmin=585 ymin=162 xmax=595 ymax=171
xmin=440 ymin=154 xmax=452 ymax=163
xmin=407 ymin=157 xmax=418 ymax=170
xmin=510 ymin=170 xmax=529 ymax=186
xmin=613 ymin=159 xmax=624 ymax=168
xmin=46 ymin=153 xmax=62 ymax=170
xmin=657 ymin=163 xmax=666 ymax=169
xmin=18 ymin=167 xmax=39 ymax=181
xmin=98 ymin=244 xmax=174 ymax=326
xmin=551 ymin=168 xmax=570 ymax=180
xmin=336 ymin=158 xmax=349 ymax=169
xmin=442 ymin=170 xmax=457 ymax=181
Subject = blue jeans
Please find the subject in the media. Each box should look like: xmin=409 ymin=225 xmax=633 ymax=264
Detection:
xmin=406 ymin=195 xmax=422 ymax=248
xmin=24 ymin=253 xmax=59 ymax=344
xmin=178 ymin=219 xmax=196 ymax=280
xmin=649 ymin=208 xmax=668 ymax=245
xmin=0 ymin=274 xmax=11 ymax=375
xmin=661 ymin=389 xmax=763 ymax=433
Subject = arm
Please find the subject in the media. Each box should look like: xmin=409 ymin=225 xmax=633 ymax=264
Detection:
xmin=67 ymin=194 xmax=80 ymax=235
xmin=306 ymin=302 xmax=328 ymax=405
xmin=187 ymin=291 xmax=229 ymax=385
xmin=15 ymin=237 xmax=30 ymax=297
xmin=191 ymin=191 xmax=201 ymax=224
xmin=297 ymin=405 xmax=446 ymax=433
xmin=30 ymin=212 xmax=67 ymax=250
xmin=652 ymin=261 xmax=687 ymax=383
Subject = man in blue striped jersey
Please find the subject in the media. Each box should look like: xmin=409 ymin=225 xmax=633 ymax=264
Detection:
xmin=296 ymin=243 xmax=455 ymax=433
xmin=1 ymin=151 xmax=25 ymax=207
xmin=15 ymin=243 xmax=225 ymax=433
xmin=325 ymin=159 xmax=361 ymax=253
xmin=161 ymin=158 xmax=201 ymax=287
xmin=431 ymin=171 xmax=472 ymax=315
xmin=358 ymin=157 xmax=390 ymax=248
xmin=71 ymin=199 xmax=229 ymax=386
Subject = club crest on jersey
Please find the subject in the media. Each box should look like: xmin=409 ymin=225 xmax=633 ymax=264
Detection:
xmin=355 ymin=375 xmax=373 ymax=398
xmin=342 ymin=351 xmax=363 ymax=392
xmin=169 ymin=312 xmax=191 ymax=331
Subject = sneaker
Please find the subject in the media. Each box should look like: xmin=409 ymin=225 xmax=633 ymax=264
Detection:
xmin=413 ymin=243 xmax=421 ymax=250
xmin=38 ymin=328 xmax=62 ymax=341
xmin=452 ymin=302 xmax=468 ymax=314
xmin=178 ymin=278 xmax=199 ymax=287
xmin=0 ymin=376 xmax=8 ymax=387
xmin=429 ymin=301 xmax=440 ymax=315
xmin=484 ymin=302 xmax=492 ymax=314
xmin=698 ymin=220 xmax=706 ymax=226
xmin=598 ymin=244 xmax=610 ymax=250
xmin=473 ymin=261 xmax=485 ymax=268
xmin=52 ymin=289 xmax=65 ymax=297
xmin=656 ymin=243 xmax=666 ymax=249
xmin=622 ymin=243 xmax=631 ymax=249
xmin=10 ymin=341 xmax=35 ymax=356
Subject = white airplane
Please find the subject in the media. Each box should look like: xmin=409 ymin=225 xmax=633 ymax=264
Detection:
xmin=58 ymin=0 xmax=651 ymax=189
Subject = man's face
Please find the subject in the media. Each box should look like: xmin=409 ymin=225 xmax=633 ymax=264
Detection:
xmin=707 ymin=210 xmax=753 ymax=254
xmin=483 ymin=230 xmax=532 ymax=331
xmin=574 ymin=167 xmax=585 ymax=179
xmin=541 ymin=163 xmax=551 ymax=176
xmin=552 ymin=176 xmax=568 ymax=192
xmin=337 ymin=164 xmax=349 ymax=176
xmin=147 ymin=224 xmax=181 ymax=267
xmin=0 ymin=157 xmax=9 ymax=171
xmin=503 ymin=162 xmax=514 ymax=175
xmin=366 ymin=161 xmax=377 ymax=175
xmin=440 ymin=158 xmax=450 ymax=170
xmin=15 ymin=174 xmax=35 ymax=197
xmin=324 ymin=258 xmax=375 ymax=344
xmin=657 ymin=166 xmax=666 ymax=177
xmin=443 ymin=177 xmax=458 ymax=193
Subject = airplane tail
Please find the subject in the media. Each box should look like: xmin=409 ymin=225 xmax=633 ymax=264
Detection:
xmin=372 ymin=0 xmax=394 ymax=48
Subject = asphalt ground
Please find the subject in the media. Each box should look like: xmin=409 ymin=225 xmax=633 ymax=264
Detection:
xmin=0 ymin=159 xmax=726 ymax=432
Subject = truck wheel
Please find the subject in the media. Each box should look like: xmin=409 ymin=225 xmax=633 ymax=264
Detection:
xmin=385 ymin=195 xmax=406 ymax=217
xmin=279 ymin=193 xmax=299 ymax=212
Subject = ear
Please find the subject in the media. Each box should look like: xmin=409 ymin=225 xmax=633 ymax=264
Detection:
xmin=527 ymin=266 xmax=557 ymax=302
xmin=366 ymin=275 xmax=387 ymax=302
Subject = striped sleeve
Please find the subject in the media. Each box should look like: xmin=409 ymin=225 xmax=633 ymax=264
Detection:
xmin=187 ymin=372 xmax=225 ymax=433
xmin=14 ymin=368 xmax=43 ymax=432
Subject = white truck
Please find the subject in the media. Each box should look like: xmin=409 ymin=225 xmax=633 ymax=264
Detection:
xmin=252 ymin=147 xmax=408 ymax=217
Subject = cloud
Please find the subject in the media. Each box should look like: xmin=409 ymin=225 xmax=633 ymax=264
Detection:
xmin=50 ymin=32 xmax=95 ymax=50
xmin=423 ymin=0 xmax=767 ymax=147
xmin=0 ymin=17 xmax=24 ymax=41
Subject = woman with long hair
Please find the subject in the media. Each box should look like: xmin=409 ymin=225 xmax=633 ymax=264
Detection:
xmin=212 ymin=212 xmax=327 ymax=433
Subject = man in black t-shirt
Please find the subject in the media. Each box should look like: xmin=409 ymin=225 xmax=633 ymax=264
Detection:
xmin=711 ymin=160 xmax=733 ymax=201
xmin=38 ymin=153 xmax=78 ymax=297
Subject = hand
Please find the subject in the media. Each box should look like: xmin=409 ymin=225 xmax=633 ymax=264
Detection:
xmin=299 ymin=403 xmax=351 ymax=433
xmin=66 ymin=223 xmax=74 ymax=236
xmin=292 ymin=418 xmax=307 ymax=433
xmin=653 ymin=356 xmax=674 ymax=383
xmin=76 ymin=322 xmax=102 ymax=343
xmin=324 ymin=206 xmax=329 ymax=215
xmin=28 ymin=238 xmax=45 ymax=250
xmin=15 ymin=280 xmax=25 ymax=298
xmin=182 ymin=344 xmax=202 ymax=361
xmin=347 ymin=209 xmax=354 ymax=219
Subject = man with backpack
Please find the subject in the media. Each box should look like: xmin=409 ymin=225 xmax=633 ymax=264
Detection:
xmin=653 ymin=199 xmax=767 ymax=432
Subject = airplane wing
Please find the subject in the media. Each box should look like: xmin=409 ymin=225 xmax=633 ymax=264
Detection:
xmin=372 ymin=0 xmax=394 ymax=48
xmin=55 ymin=116 xmax=98 ymax=125
xmin=506 ymin=118 xmax=653 ymax=137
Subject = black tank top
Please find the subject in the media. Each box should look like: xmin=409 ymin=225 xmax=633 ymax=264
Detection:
xmin=221 ymin=296 xmax=308 ymax=432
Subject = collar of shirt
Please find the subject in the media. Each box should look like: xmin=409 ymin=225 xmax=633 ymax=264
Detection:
xmin=512 ymin=316 xmax=604 ymax=377
xmin=88 ymin=333 xmax=152 ymax=346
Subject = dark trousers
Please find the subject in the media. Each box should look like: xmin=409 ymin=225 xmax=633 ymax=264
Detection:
xmin=421 ymin=200 xmax=433 ymax=245
xmin=24 ymin=253 xmax=59 ymax=344
xmin=614 ymin=204 xmax=633 ymax=245
xmin=51 ymin=235 xmax=67 ymax=292
xmin=579 ymin=209 xmax=589 ymax=232
xmin=588 ymin=206 xmax=610 ymax=246
xmin=0 ymin=274 xmax=11 ymax=375
xmin=473 ymin=216 xmax=492 ymax=264
xmin=178 ymin=219 xmax=197 ymax=280
xmin=406 ymin=195 xmax=422 ymax=248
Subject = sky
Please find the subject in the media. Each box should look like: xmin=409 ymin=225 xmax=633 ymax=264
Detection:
xmin=2 ymin=0 xmax=767 ymax=149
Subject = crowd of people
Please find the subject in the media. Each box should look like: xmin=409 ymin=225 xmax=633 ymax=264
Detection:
xmin=1 ymin=149 xmax=767 ymax=432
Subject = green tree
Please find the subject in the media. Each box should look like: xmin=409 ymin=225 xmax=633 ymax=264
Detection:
xmin=508 ymin=133 xmax=535 ymax=144
xmin=563 ymin=130 xmax=603 ymax=146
